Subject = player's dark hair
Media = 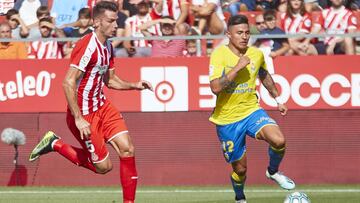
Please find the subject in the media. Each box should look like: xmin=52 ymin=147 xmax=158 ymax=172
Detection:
xmin=227 ymin=15 xmax=249 ymax=28
xmin=93 ymin=1 xmax=118 ymax=19
xmin=6 ymin=9 xmax=18 ymax=20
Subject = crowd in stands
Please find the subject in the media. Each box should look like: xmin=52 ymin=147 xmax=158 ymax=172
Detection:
xmin=0 ymin=0 xmax=359 ymax=59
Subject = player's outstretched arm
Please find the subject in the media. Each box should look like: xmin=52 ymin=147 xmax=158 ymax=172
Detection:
xmin=63 ymin=67 xmax=91 ymax=139
xmin=259 ymin=67 xmax=288 ymax=116
xmin=104 ymin=69 xmax=153 ymax=91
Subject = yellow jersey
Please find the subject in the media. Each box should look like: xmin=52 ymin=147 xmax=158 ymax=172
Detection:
xmin=209 ymin=45 xmax=267 ymax=125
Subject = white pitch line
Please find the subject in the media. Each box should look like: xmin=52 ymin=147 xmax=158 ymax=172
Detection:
xmin=0 ymin=189 xmax=360 ymax=194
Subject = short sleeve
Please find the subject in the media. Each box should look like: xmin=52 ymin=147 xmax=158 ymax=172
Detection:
xmin=347 ymin=13 xmax=357 ymax=30
xmin=70 ymin=35 xmax=94 ymax=72
xmin=209 ymin=49 xmax=224 ymax=81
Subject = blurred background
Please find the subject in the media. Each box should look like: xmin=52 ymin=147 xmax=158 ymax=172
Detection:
xmin=0 ymin=0 xmax=359 ymax=195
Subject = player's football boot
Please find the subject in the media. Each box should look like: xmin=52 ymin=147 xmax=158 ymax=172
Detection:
xmin=266 ymin=170 xmax=296 ymax=190
xmin=235 ymin=199 xmax=247 ymax=203
xmin=29 ymin=131 xmax=59 ymax=162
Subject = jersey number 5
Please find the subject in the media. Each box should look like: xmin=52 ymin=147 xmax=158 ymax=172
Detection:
xmin=85 ymin=140 xmax=95 ymax=153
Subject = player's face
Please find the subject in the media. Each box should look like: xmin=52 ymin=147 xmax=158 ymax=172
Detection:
xmin=95 ymin=10 xmax=118 ymax=38
xmin=227 ymin=23 xmax=250 ymax=50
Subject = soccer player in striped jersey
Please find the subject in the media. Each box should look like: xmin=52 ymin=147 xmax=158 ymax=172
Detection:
xmin=29 ymin=2 xmax=153 ymax=203
xmin=209 ymin=15 xmax=295 ymax=203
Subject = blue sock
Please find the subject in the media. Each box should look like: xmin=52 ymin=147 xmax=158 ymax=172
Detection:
xmin=268 ymin=146 xmax=285 ymax=175
xmin=230 ymin=172 xmax=246 ymax=200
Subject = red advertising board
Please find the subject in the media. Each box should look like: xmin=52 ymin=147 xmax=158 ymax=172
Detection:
xmin=0 ymin=56 xmax=359 ymax=112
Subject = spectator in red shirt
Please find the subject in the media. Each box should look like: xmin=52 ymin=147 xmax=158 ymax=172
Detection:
xmin=140 ymin=16 xmax=186 ymax=57
xmin=28 ymin=17 xmax=66 ymax=59
xmin=312 ymin=0 xmax=357 ymax=55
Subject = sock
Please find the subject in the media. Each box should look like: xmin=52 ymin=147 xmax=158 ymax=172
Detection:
xmin=120 ymin=156 xmax=138 ymax=202
xmin=53 ymin=139 xmax=96 ymax=173
xmin=268 ymin=145 xmax=285 ymax=175
xmin=230 ymin=171 xmax=246 ymax=200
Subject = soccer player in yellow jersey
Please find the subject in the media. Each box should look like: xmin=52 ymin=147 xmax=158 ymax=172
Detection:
xmin=209 ymin=15 xmax=295 ymax=203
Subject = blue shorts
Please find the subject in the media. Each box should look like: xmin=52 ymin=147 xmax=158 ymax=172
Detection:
xmin=216 ymin=109 xmax=277 ymax=163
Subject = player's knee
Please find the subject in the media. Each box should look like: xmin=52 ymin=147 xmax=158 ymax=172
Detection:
xmin=272 ymin=135 xmax=286 ymax=149
xmin=95 ymin=162 xmax=113 ymax=174
xmin=234 ymin=165 xmax=247 ymax=176
xmin=119 ymin=144 xmax=135 ymax=157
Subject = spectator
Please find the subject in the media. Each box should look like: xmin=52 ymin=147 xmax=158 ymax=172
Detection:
xmin=14 ymin=0 xmax=47 ymax=26
xmin=347 ymin=0 xmax=360 ymax=10
xmin=183 ymin=39 xmax=197 ymax=56
xmin=50 ymin=0 xmax=88 ymax=27
xmin=228 ymin=0 xmax=256 ymax=16
xmin=256 ymin=0 xmax=283 ymax=10
xmin=248 ymin=14 xmax=266 ymax=45
xmin=280 ymin=0 xmax=317 ymax=55
xmin=140 ymin=16 xmax=186 ymax=57
xmin=304 ymin=0 xmax=323 ymax=12
xmin=28 ymin=17 xmax=66 ymax=59
xmin=191 ymin=0 xmax=226 ymax=35
xmin=254 ymin=13 xmax=266 ymax=33
xmin=155 ymin=0 xmax=191 ymax=26
xmin=0 ymin=0 xmax=15 ymax=15
xmin=110 ymin=0 xmax=129 ymax=53
xmin=26 ymin=6 xmax=52 ymax=39
xmin=257 ymin=10 xmax=290 ymax=57
xmin=121 ymin=0 xmax=162 ymax=57
xmin=5 ymin=9 xmax=29 ymax=38
xmin=66 ymin=8 xmax=93 ymax=38
xmin=63 ymin=8 xmax=93 ymax=58
xmin=312 ymin=0 xmax=357 ymax=54
xmin=0 ymin=22 xmax=28 ymax=59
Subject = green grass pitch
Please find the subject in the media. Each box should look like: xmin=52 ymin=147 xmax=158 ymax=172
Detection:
xmin=0 ymin=185 xmax=359 ymax=203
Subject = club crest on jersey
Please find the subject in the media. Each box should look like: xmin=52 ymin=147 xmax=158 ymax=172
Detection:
xmin=98 ymin=65 xmax=108 ymax=75
xmin=91 ymin=152 xmax=99 ymax=162
xmin=250 ymin=62 xmax=255 ymax=73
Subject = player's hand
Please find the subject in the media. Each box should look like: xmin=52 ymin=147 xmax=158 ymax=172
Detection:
xmin=75 ymin=117 xmax=91 ymax=140
xmin=135 ymin=80 xmax=153 ymax=91
xmin=278 ymin=103 xmax=288 ymax=116
xmin=235 ymin=55 xmax=250 ymax=70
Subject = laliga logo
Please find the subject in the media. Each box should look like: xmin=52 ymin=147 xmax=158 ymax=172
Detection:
xmin=141 ymin=66 xmax=188 ymax=111
xmin=0 ymin=71 xmax=55 ymax=101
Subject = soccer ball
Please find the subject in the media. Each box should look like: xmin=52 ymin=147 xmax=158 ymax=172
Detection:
xmin=284 ymin=192 xmax=311 ymax=203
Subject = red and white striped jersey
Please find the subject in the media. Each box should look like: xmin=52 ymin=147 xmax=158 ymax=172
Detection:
xmin=28 ymin=40 xmax=64 ymax=59
xmin=280 ymin=13 xmax=312 ymax=34
xmin=160 ymin=0 xmax=190 ymax=23
xmin=315 ymin=6 xmax=357 ymax=44
xmin=125 ymin=11 xmax=161 ymax=47
xmin=70 ymin=32 xmax=114 ymax=115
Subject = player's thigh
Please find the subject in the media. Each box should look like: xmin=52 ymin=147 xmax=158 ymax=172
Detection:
xmin=66 ymin=111 xmax=110 ymax=164
xmin=208 ymin=12 xmax=225 ymax=35
xmin=216 ymin=121 xmax=247 ymax=163
xmin=257 ymin=125 xmax=285 ymax=148
xmin=110 ymin=132 xmax=134 ymax=157
xmin=245 ymin=109 xmax=284 ymax=145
